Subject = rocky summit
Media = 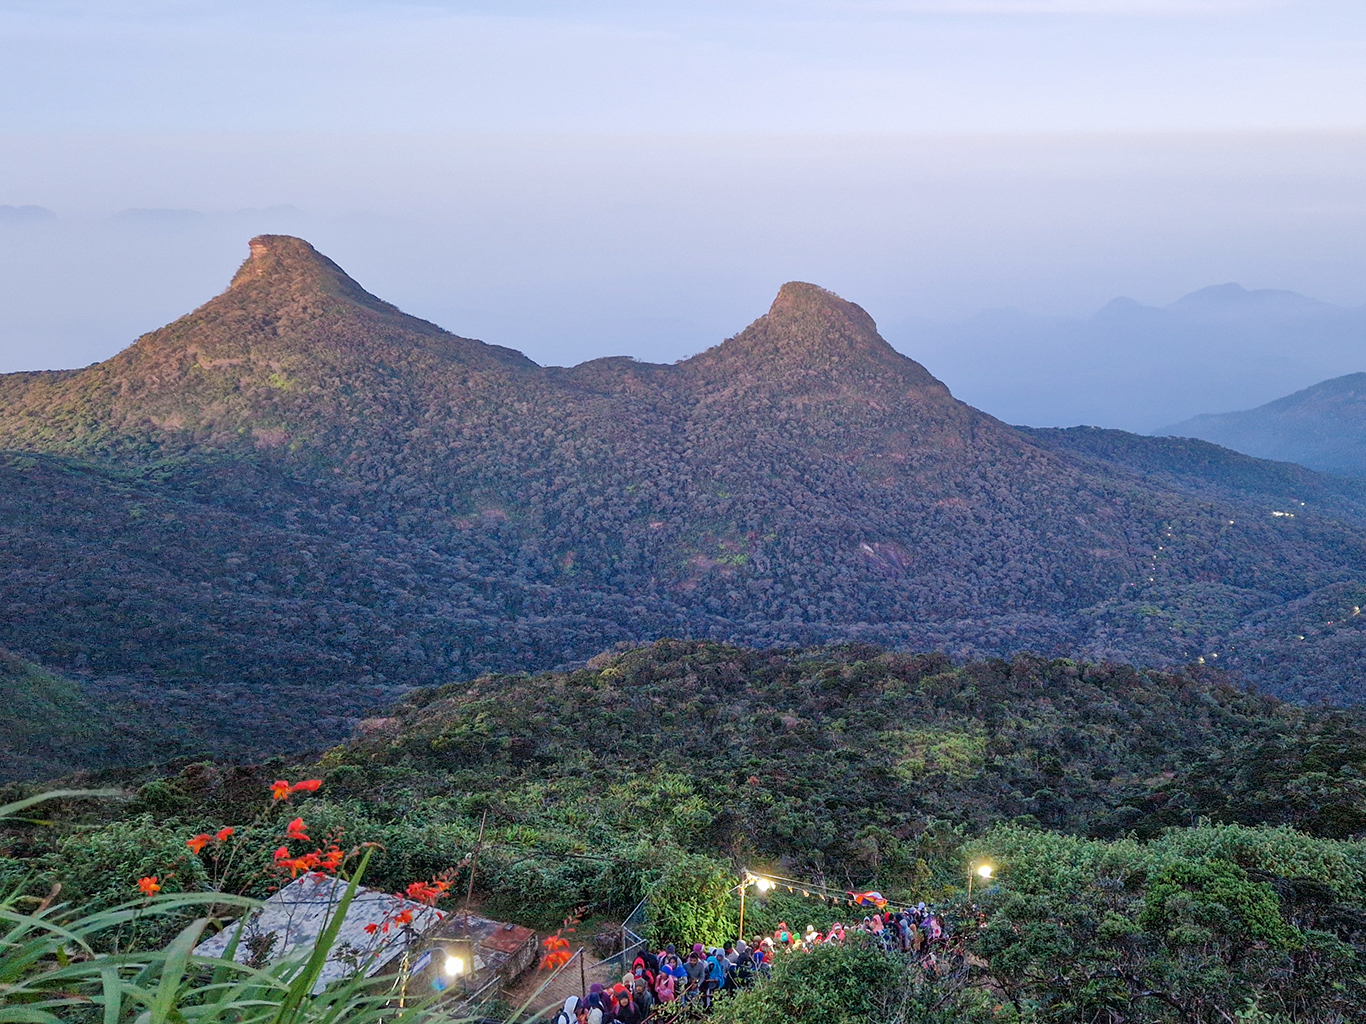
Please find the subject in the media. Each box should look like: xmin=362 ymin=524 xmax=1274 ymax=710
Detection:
xmin=5 ymin=236 xmax=1366 ymax=772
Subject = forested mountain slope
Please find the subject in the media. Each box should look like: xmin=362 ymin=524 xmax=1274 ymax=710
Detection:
xmin=12 ymin=643 xmax=1366 ymax=1023
xmin=1162 ymin=372 xmax=1366 ymax=478
xmin=6 ymin=236 xmax=1366 ymax=772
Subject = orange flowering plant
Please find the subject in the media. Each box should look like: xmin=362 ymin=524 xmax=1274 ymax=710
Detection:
xmin=176 ymin=777 xmax=337 ymax=895
xmin=538 ymin=906 xmax=586 ymax=970
xmin=359 ymin=870 xmax=455 ymax=937
xmin=271 ymin=778 xmax=323 ymax=801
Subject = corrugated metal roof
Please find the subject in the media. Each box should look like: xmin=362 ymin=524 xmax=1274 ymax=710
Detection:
xmin=479 ymin=922 xmax=536 ymax=956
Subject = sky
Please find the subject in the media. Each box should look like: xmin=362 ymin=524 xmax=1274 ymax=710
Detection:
xmin=2 ymin=1 xmax=1366 ymax=426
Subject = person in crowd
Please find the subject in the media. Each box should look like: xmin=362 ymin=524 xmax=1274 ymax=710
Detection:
xmin=631 ymin=955 xmax=655 ymax=994
xmin=701 ymin=948 xmax=724 ymax=1008
xmin=632 ymin=977 xmax=655 ymax=1016
xmin=555 ymin=996 xmax=581 ymax=1024
xmin=640 ymin=946 xmax=661 ymax=975
xmin=654 ymin=961 xmax=676 ymax=1003
xmin=683 ymin=950 xmax=706 ymax=1004
xmin=732 ymin=939 xmax=755 ymax=987
xmin=612 ymin=982 xmax=639 ymax=1024
xmin=757 ymin=937 xmax=775 ymax=976
xmin=663 ymin=953 xmax=687 ymax=988
xmin=591 ymin=988 xmax=614 ymax=1023
xmin=773 ymin=922 xmax=793 ymax=949
xmin=594 ymin=892 xmax=968 ymax=1015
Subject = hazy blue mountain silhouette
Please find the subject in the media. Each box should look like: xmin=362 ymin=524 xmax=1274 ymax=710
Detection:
xmin=1163 ymin=373 xmax=1366 ymax=478
xmin=889 ymin=284 xmax=1366 ymax=433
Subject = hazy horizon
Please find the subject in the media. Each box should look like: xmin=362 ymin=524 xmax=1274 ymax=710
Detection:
xmin=3 ymin=2 xmax=1366 ymax=430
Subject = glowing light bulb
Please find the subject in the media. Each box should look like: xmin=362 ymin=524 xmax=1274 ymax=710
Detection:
xmin=444 ymin=955 xmax=464 ymax=976
xmin=977 ymin=865 xmax=994 ymax=879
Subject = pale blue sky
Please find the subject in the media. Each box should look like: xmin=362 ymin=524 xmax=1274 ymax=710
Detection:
xmin=4 ymin=1 xmax=1366 ymax=133
xmin=2 ymin=2 xmax=1366 ymax=429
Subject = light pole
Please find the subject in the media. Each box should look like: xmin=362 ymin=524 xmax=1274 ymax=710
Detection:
xmin=738 ymin=874 xmax=772 ymax=939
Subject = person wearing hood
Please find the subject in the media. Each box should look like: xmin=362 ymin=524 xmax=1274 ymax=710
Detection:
xmin=757 ymin=935 xmax=775 ymax=973
xmin=632 ymin=977 xmax=655 ymax=1015
xmin=612 ymin=982 xmax=640 ymax=1024
xmin=554 ymin=996 xmax=580 ymax=1024
xmin=631 ymin=955 xmax=655 ymax=993
xmin=641 ymin=946 xmax=660 ymax=974
xmin=732 ymin=939 xmax=755 ymax=987
xmin=702 ymin=948 xmax=725 ymax=1007
xmin=654 ymin=961 xmax=677 ymax=1003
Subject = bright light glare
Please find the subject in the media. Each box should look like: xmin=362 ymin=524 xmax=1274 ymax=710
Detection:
xmin=977 ymin=865 xmax=994 ymax=879
xmin=444 ymin=955 xmax=464 ymax=976
xmin=755 ymin=878 xmax=772 ymax=892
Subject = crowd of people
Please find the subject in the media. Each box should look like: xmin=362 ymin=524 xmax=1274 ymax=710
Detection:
xmin=553 ymin=904 xmax=959 ymax=1024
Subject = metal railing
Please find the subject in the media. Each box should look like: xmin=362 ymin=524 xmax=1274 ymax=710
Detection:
xmin=512 ymin=893 xmax=654 ymax=1020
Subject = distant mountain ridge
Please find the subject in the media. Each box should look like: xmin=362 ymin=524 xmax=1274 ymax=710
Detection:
xmin=7 ymin=236 xmax=1366 ymax=774
xmin=1162 ymin=373 xmax=1366 ymax=478
xmin=890 ymin=283 xmax=1366 ymax=432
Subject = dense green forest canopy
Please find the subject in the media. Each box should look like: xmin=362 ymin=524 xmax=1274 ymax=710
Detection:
xmin=6 ymin=236 xmax=1366 ymax=773
xmin=10 ymin=642 xmax=1366 ymax=900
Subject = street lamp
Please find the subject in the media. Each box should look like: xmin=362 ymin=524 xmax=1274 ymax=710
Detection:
xmin=738 ymin=874 xmax=773 ymax=939
xmin=967 ymin=862 xmax=994 ymax=902
xmin=430 ymin=938 xmax=475 ymax=993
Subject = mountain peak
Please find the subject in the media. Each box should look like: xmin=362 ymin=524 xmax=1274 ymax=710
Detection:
xmin=1169 ymin=282 xmax=1333 ymax=314
xmin=227 ymin=235 xmax=397 ymax=314
xmin=1173 ymin=282 xmax=1247 ymax=306
xmin=766 ymin=280 xmax=880 ymax=337
xmin=687 ymin=281 xmax=936 ymax=386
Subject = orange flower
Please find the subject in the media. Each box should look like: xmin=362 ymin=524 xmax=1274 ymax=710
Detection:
xmin=405 ymin=878 xmax=452 ymax=905
xmin=216 ymin=826 xmax=235 ymax=842
xmin=279 ymin=856 xmax=312 ymax=878
xmin=319 ymin=846 xmax=345 ymax=872
xmin=271 ymin=779 xmax=322 ymax=802
xmin=137 ymin=876 xmax=161 ymax=896
xmin=273 ymin=845 xmax=291 ymax=864
xmin=285 ymin=818 xmax=310 ymax=841
xmin=394 ymin=909 xmax=414 ymax=926
xmin=186 ymin=834 xmax=211 ymax=854
xmin=364 ymin=922 xmax=380 ymax=935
